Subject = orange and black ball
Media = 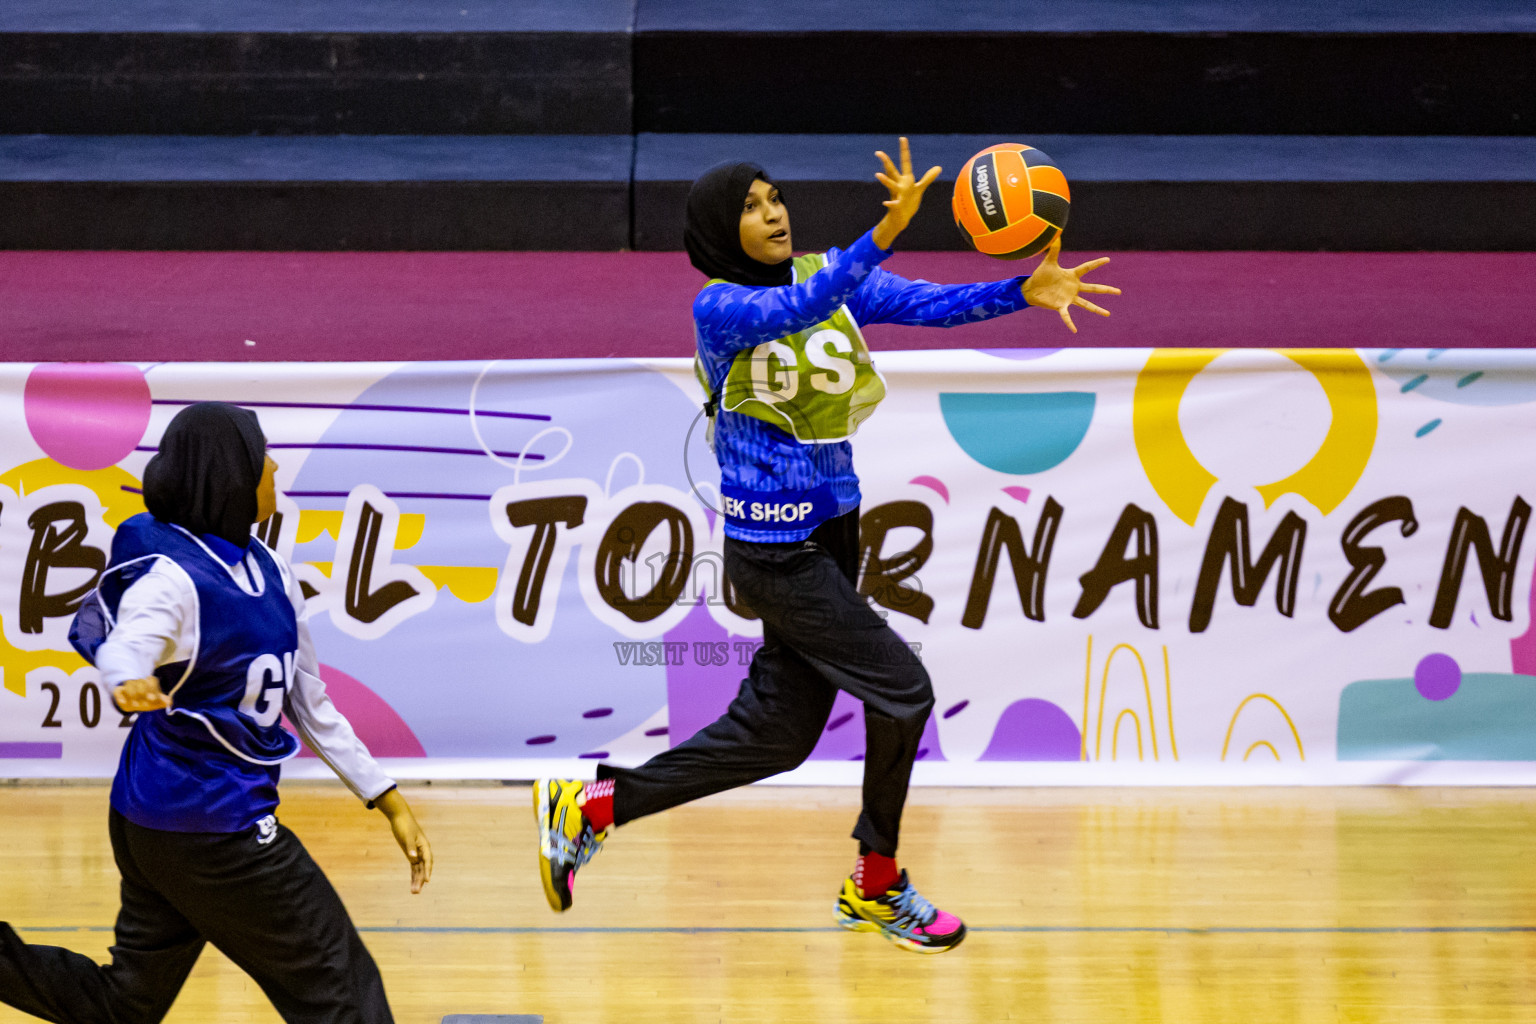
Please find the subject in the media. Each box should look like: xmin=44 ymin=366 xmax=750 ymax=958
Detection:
xmin=953 ymin=144 xmax=1070 ymax=260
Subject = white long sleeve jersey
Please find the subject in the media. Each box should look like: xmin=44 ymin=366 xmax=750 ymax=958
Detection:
xmin=96 ymin=552 xmax=397 ymax=805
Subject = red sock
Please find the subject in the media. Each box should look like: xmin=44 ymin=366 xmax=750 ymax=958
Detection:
xmin=854 ymin=852 xmax=899 ymax=897
xmin=579 ymin=778 xmax=616 ymax=832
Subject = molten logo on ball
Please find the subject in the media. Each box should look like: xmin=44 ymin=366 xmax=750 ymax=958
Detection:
xmin=972 ymin=162 xmax=998 ymax=219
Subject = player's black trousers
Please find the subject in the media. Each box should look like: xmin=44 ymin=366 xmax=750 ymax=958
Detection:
xmin=601 ymin=508 xmax=935 ymax=857
xmin=0 ymin=809 xmax=391 ymax=1024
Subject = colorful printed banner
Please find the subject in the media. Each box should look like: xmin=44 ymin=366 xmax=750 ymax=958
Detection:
xmin=3 ymin=350 xmax=1535 ymax=785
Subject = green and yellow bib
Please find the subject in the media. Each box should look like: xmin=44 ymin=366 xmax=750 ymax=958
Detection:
xmin=696 ymin=252 xmax=887 ymax=444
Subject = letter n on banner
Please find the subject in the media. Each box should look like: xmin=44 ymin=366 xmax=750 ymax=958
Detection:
xmin=962 ymin=498 xmax=1063 ymax=629
xmin=1430 ymin=497 xmax=1532 ymax=629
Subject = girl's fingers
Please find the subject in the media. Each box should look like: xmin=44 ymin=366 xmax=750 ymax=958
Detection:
xmin=898 ymin=136 xmax=912 ymax=175
xmin=1059 ymin=307 xmax=1078 ymax=333
xmin=1073 ymin=296 xmax=1112 ymax=317
xmin=1079 ymin=282 xmax=1122 ymax=295
xmin=916 ymin=165 xmax=942 ymax=190
xmin=875 ymin=171 xmax=895 ymax=191
xmin=407 ymin=847 xmax=421 ymax=881
xmin=115 ymin=681 xmax=168 ymax=712
xmin=875 ymin=150 xmax=898 ymax=178
xmin=1071 ymin=257 xmax=1111 ymax=275
xmin=417 ymin=838 xmax=434 ymax=890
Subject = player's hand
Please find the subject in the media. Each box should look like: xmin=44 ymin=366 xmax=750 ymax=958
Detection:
xmin=872 ymin=137 xmax=941 ymax=249
xmin=112 ymin=677 xmax=170 ymax=713
xmin=376 ymin=788 xmax=433 ymax=893
xmin=1022 ymin=237 xmax=1121 ymax=333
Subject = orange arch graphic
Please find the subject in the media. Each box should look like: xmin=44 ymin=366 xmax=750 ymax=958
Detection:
xmin=1221 ymin=693 xmax=1306 ymax=762
xmin=1113 ymin=709 xmax=1144 ymax=761
xmin=1096 ymin=644 xmax=1158 ymax=761
xmin=1082 ymin=636 xmax=1180 ymax=763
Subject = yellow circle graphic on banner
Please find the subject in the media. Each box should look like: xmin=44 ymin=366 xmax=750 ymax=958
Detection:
xmin=1132 ymin=349 xmax=1377 ymax=526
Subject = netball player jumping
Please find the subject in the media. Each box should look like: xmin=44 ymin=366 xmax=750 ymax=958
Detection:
xmin=535 ymin=139 xmax=1116 ymax=953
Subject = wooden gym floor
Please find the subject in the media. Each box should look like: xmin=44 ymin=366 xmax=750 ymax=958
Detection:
xmin=2 ymin=782 xmax=1534 ymax=1023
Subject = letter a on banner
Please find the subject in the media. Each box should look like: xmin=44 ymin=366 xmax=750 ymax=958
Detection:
xmin=1074 ymin=503 xmax=1161 ymax=629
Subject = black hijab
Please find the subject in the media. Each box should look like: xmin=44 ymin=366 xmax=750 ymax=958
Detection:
xmin=683 ymin=160 xmax=793 ymax=287
xmin=143 ymin=402 xmax=267 ymax=547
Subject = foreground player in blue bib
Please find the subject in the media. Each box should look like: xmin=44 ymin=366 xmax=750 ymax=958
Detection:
xmin=534 ymin=139 xmax=1117 ymax=954
xmin=0 ymin=402 xmax=432 ymax=1024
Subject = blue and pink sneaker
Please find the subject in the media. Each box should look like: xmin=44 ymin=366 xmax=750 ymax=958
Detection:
xmin=834 ymin=870 xmax=966 ymax=953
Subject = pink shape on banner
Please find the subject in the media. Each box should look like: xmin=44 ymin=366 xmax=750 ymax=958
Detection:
xmin=909 ymin=476 xmax=950 ymax=504
xmin=23 ymin=363 xmax=152 ymax=470
xmin=1002 ymin=486 xmax=1031 ymax=504
xmin=287 ymin=664 xmax=426 ymax=757
xmin=1511 ymin=558 xmax=1536 ymax=676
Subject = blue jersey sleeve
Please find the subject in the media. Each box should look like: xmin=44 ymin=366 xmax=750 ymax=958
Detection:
xmin=693 ymin=229 xmax=893 ymax=361
xmin=849 ymin=267 xmax=1033 ymax=328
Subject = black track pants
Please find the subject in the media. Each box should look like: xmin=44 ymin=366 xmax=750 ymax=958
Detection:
xmin=601 ymin=509 xmax=934 ymax=857
xmin=0 ymin=809 xmax=392 ymax=1024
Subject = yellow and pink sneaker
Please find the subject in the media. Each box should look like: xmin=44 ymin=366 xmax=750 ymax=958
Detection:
xmin=533 ymin=778 xmax=607 ymax=913
xmin=834 ymin=870 xmax=966 ymax=954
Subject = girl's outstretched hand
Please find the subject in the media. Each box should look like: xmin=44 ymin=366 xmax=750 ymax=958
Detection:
xmin=1022 ymin=238 xmax=1121 ymax=333
xmin=872 ymin=137 xmax=941 ymax=250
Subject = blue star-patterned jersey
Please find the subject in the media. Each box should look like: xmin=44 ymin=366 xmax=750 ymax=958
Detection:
xmin=694 ymin=228 xmax=1032 ymax=541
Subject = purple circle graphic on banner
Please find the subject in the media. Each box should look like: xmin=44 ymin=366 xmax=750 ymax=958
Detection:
xmin=978 ymin=349 xmax=1063 ymax=361
xmin=24 ymin=363 xmax=152 ymax=470
xmin=1414 ymin=653 xmax=1462 ymax=701
xmin=979 ymin=698 xmax=1082 ymax=761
